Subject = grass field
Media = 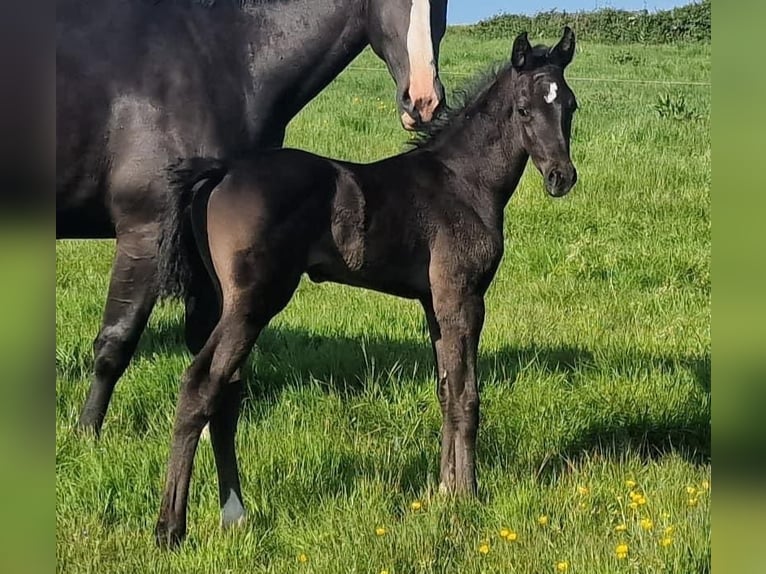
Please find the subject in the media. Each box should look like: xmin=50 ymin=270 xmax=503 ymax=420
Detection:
xmin=55 ymin=32 xmax=711 ymax=573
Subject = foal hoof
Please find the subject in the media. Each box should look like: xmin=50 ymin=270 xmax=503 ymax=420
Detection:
xmin=220 ymin=490 xmax=247 ymax=530
xmin=76 ymin=415 xmax=103 ymax=438
xmin=154 ymin=519 xmax=186 ymax=550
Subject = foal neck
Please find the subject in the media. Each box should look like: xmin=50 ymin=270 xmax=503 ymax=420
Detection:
xmin=431 ymin=121 xmax=529 ymax=225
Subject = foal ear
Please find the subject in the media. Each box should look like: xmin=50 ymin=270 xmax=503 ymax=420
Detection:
xmin=551 ymin=26 xmax=576 ymax=68
xmin=511 ymin=31 xmax=532 ymax=70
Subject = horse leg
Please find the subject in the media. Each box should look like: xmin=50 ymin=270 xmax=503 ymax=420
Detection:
xmin=183 ymin=241 xmax=222 ymax=442
xmin=156 ymin=258 xmax=303 ymax=547
xmin=422 ymin=297 xmax=455 ymax=494
xmin=154 ymin=306 xmax=258 ymax=549
xmin=183 ymin=274 xmax=248 ymax=528
xmin=429 ymin=291 xmax=485 ymax=496
xmin=78 ymin=224 xmax=159 ymax=434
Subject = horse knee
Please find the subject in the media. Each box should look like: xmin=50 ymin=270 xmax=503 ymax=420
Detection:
xmin=92 ymin=325 xmax=136 ymax=381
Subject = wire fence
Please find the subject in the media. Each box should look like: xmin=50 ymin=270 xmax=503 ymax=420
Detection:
xmin=345 ymin=66 xmax=710 ymax=87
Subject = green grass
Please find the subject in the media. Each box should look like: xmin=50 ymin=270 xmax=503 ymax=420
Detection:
xmin=56 ymin=35 xmax=711 ymax=573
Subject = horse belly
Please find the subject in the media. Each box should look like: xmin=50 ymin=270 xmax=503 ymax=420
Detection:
xmin=306 ymin=243 xmax=428 ymax=299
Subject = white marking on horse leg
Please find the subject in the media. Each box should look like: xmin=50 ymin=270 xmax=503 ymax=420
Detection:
xmin=545 ymin=82 xmax=559 ymax=104
xmin=200 ymin=422 xmax=210 ymax=441
xmin=407 ymin=0 xmax=438 ymax=121
xmin=220 ymin=488 xmax=246 ymax=528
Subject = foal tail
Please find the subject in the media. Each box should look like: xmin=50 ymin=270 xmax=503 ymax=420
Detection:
xmin=157 ymin=157 xmax=228 ymax=299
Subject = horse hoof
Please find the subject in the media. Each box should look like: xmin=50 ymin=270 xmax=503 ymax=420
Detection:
xmin=220 ymin=489 xmax=247 ymax=529
xmin=76 ymin=415 xmax=102 ymax=438
xmin=154 ymin=519 xmax=186 ymax=550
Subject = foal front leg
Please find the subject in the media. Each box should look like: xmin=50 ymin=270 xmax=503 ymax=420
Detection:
xmin=422 ymin=299 xmax=455 ymax=494
xmin=428 ymin=293 xmax=485 ymax=496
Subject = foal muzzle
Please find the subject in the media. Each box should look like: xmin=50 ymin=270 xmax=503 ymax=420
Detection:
xmin=545 ymin=165 xmax=577 ymax=198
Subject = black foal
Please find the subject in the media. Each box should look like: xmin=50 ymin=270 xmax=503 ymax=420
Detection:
xmin=155 ymin=27 xmax=578 ymax=547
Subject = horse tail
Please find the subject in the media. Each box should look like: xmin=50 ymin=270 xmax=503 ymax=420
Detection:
xmin=157 ymin=157 xmax=228 ymax=299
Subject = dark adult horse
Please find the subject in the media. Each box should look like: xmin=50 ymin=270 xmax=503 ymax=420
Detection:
xmin=155 ymin=27 xmax=578 ymax=547
xmin=57 ymin=0 xmax=448 ymax=435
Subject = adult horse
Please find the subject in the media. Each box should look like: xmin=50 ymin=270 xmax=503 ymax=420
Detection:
xmin=155 ymin=27 xmax=578 ymax=547
xmin=57 ymin=0 xmax=448 ymax=435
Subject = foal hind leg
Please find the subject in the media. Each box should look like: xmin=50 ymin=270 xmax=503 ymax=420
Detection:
xmin=78 ymin=224 xmax=159 ymax=434
xmin=183 ymin=272 xmax=247 ymax=528
xmin=156 ymin=265 xmax=302 ymax=547
xmin=184 ymin=254 xmax=222 ymax=442
xmin=155 ymin=308 xmax=257 ymax=548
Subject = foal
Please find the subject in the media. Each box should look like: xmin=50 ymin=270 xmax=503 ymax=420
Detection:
xmin=155 ymin=28 xmax=579 ymax=547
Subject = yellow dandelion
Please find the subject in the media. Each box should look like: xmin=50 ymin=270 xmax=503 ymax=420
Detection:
xmin=506 ymin=530 xmax=518 ymax=542
xmin=686 ymin=486 xmax=698 ymax=496
xmin=629 ymin=491 xmax=642 ymax=502
xmin=297 ymin=553 xmax=309 ymax=564
xmin=701 ymin=480 xmax=710 ymax=491
xmin=577 ymin=485 xmax=590 ymax=495
xmin=410 ymin=500 xmax=422 ymax=512
xmin=375 ymin=526 xmax=387 ymax=536
xmin=637 ymin=495 xmax=647 ymax=506
xmin=615 ymin=523 xmax=627 ymax=532
xmin=478 ymin=542 xmax=490 ymax=555
xmin=538 ymin=515 xmax=549 ymax=526
xmin=626 ymin=479 xmax=637 ymax=489
xmin=556 ymin=561 xmax=569 ymax=572
xmin=660 ymin=537 xmax=673 ymax=547
xmin=628 ymin=502 xmax=639 ymax=510
xmin=615 ymin=543 xmax=629 ymax=559
xmin=664 ymin=526 xmax=675 ymax=536
xmin=688 ymin=497 xmax=699 ymax=507
xmin=499 ymin=527 xmax=511 ymax=538
xmin=640 ymin=518 xmax=654 ymax=531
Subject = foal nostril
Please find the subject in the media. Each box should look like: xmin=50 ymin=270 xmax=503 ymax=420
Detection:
xmin=547 ymin=170 xmax=563 ymax=188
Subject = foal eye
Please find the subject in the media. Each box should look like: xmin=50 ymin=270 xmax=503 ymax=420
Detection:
xmin=517 ymin=107 xmax=528 ymax=117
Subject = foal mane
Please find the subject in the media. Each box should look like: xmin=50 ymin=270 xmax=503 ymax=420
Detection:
xmin=410 ymin=44 xmax=554 ymax=150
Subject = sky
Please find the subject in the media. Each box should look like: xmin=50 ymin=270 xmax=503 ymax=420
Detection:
xmin=447 ymin=0 xmax=693 ymax=25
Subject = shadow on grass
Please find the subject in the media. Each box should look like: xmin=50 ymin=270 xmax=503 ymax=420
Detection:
xmin=534 ymin=417 xmax=711 ymax=483
xmin=137 ymin=320 xmax=710 ymax=494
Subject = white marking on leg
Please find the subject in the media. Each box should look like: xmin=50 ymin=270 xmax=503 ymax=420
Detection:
xmin=544 ymin=82 xmax=558 ymax=104
xmin=407 ymin=0 xmax=438 ymax=121
xmin=220 ymin=488 xmax=246 ymax=528
xmin=200 ymin=422 xmax=210 ymax=441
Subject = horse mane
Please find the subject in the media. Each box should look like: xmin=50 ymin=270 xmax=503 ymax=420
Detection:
xmin=410 ymin=44 xmax=554 ymax=150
